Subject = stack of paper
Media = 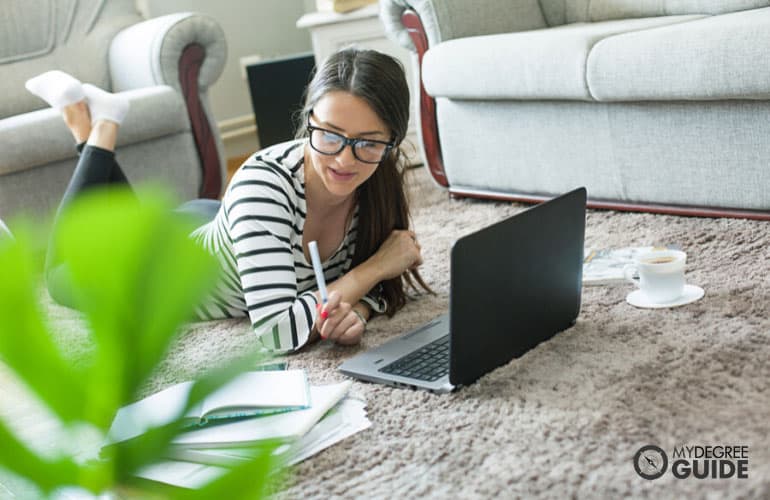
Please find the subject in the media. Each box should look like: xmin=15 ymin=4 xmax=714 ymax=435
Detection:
xmin=106 ymin=373 xmax=370 ymax=489
xmin=168 ymin=396 xmax=371 ymax=466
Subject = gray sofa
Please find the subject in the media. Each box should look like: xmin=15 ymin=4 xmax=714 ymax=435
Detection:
xmin=381 ymin=0 xmax=770 ymax=219
xmin=0 ymin=0 xmax=227 ymax=226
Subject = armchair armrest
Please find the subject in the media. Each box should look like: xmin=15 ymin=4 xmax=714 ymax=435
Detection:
xmin=379 ymin=0 xmax=546 ymax=190
xmin=379 ymin=0 xmax=547 ymax=51
xmin=108 ymin=12 xmax=226 ymax=93
xmin=108 ymin=13 xmax=227 ymax=199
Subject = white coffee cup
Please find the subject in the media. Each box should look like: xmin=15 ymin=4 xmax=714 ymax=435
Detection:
xmin=624 ymin=249 xmax=687 ymax=303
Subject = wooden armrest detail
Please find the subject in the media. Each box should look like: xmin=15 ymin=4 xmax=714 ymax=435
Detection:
xmin=179 ymin=43 xmax=222 ymax=199
xmin=402 ymin=9 xmax=448 ymax=187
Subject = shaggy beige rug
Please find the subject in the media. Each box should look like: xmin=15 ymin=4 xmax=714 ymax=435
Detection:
xmin=2 ymin=166 xmax=769 ymax=498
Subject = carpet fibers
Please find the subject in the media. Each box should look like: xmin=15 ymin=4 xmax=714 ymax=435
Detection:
xmin=3 ymin=166 xmax=769 ymax=498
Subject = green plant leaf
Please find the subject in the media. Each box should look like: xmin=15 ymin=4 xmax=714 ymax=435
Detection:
xmin=0 ymin=419 xmax=79 ymax=493
xmin=110 ymin=349 xmax=271 ymax=481
xmin=184 ymin=350 xmax=273 ymax=419
xmin=0 ymin=229 xmax=87 ymax=424
xmin=127 ymin=207 xmax=221 ymax=391
xmin=164 ymin=440 xmax=284 ymax=500
xmin=1 ymin=187 xmax=286 ymax=498
xmin=106 ymin=420 xmax=189 ymax=485
xmin=53 ymin=187 xmax=220 ymax=429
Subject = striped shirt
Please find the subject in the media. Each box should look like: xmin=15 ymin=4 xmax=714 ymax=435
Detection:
xmin=191 ymin=139 xmax=385 ymax=352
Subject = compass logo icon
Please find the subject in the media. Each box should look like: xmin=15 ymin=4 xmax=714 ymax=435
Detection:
xmin=634 ymin=445 xmax=668 ymax=480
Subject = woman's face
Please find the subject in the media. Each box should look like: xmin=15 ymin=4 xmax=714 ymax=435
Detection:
xmin=306 ymin=91 xmax=392 ymax=200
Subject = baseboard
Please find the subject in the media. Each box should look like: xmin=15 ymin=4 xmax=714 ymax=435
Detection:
xmin=449 ymin=186 xmax=770 ymax=221
xmin=218 ymin=114 xmax=258 ymax=159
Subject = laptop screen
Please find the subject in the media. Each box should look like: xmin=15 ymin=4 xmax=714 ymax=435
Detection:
xmin=448 ymin=188 xmax=586 ymax=386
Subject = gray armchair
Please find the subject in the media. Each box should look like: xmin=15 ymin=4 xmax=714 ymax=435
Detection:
xmin=0 ymin=0 xmax=227 ymax=225
xmin=381 ymin=0 xmax=770 ymax=219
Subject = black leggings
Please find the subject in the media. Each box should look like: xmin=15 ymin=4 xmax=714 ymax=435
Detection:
xmin=46 ymin=144 xmax=221 ymax=308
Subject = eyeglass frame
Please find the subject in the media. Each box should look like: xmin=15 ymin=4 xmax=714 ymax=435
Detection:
xmin=306 ymin=116 xmax=395 ymax=164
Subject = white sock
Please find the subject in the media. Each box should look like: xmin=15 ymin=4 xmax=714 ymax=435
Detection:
xmin=24 ymin=70 xmax=84 ymax=109
xmin=82 ymin=83 xmax=129 ymax=125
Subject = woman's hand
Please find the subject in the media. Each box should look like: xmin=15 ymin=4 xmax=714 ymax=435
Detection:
xmin=315 ymin=291 xmax=366 ymax=345
xmin=369 ymin=229 xmax=423 ymax=280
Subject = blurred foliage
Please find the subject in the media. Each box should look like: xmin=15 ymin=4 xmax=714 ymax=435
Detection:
xmin=0 ymin=187 xmax=282 ymax=498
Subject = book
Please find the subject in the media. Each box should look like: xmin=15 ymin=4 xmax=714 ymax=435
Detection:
xmin=168 ymin=381 xmax=352 ymax=449
xmin=583 ymin=245 xmax=676 ymax=285
xmin=133 ymin=381 xmax=357 ymax=490
xmin=166 ymin=397 xmax=371 ymax=467
xmin=315 ymin=0 xmax=378 ymax=14
xmin=133 ymin=461 xmax=229 ymax=491
xmin=105 ymin=370 xmax=310 ymax=445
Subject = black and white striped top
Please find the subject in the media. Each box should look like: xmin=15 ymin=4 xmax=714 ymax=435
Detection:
xmin=191 ymin=140 xmax=385 ymax=352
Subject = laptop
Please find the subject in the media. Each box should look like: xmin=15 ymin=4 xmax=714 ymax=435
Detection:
xmin=339 ymin=187 xmax=587 ymax=393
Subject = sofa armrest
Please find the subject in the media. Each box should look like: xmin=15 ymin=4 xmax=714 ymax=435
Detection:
xmin=108 ymin=13 xmax=227 ymax=199
xmin=380 ymin=0 xmax=547 ymax=51
xmin=108 ymin=12 xmax=226 ymax=93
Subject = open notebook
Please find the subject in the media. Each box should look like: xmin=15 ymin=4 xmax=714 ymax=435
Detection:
xmin=133 ymin=381 xmax=362 ymax=489
xmin=105 ymin=370 xmax=310 ymax=446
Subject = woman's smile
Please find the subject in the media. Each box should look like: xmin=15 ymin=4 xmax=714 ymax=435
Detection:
xmin=327 ymin=166 xmax=356 ymax=182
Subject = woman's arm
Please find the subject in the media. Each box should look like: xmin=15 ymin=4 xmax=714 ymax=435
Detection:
xmin=227 ymin=152 xmax=422 ymax=349
xmin=318 ymin=229 xmax=422 ymax=342
xmin=226 ymin=161 xmax=319 ymax=352
xmin=322 ymin=228 xmax=421 ymax=305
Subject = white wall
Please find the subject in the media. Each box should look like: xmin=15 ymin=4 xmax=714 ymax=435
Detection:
xmin=139 ymin=0 xmax=315 ymax=156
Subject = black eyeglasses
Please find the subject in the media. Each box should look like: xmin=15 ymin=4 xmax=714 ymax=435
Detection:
xmin=307 ymin=119 xmax=394 ymax=164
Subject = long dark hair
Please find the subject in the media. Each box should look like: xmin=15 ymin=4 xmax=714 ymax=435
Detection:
xmin=296 ymin=48 xmax=431 ymax=317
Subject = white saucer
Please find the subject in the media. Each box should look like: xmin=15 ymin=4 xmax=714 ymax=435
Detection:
xmin=626 ymin=284 xmax=705 ymax=309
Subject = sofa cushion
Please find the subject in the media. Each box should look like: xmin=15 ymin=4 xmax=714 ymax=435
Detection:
xmin=540 ymin=0 xmax=770 ymax=25
xmin=0 ymin=0 xmax=55 ymax=64
xmin=1 ymin=132 xmax=202 ymax=222
xmin=0 ymin=0 xmax=141 ymax=119
xmin=422 ymin=15 xmax=703 ymax=101
xmin=587 ymin=8 xmax=770 ymax=101
xmin=0 ymin=85 xmax=190 ymax=176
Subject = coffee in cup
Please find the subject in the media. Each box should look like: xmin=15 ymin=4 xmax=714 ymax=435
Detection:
xmin=624 ymin=249 xmax=687 ymax=303
xmin=643 ymin=256 xmax=676 ymax=265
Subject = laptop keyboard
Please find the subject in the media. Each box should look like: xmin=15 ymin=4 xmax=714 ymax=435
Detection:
xmin=379 ymin=335 xmax=450 ymax=382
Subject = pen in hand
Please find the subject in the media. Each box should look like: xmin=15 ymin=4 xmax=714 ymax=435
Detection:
xmin=308 ymin=241 xmax=329 ymax=320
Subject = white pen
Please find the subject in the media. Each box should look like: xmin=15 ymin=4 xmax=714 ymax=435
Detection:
xmin=308 ymin=241 xmax=328 ymax=305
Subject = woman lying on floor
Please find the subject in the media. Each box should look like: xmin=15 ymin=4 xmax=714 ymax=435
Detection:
xmin=28 ymin=48 xmax=430 ymax=352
